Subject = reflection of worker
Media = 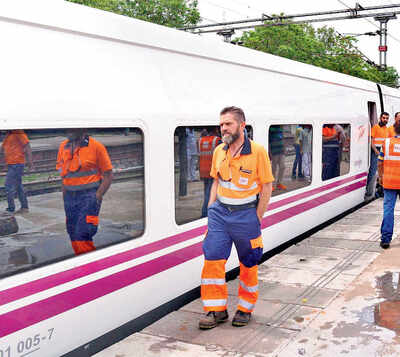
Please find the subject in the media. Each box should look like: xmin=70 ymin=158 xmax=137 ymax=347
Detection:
xmin=199 ymin=106 xmax=273 ymax=329
xmin=378 ymin=122 xmax=400 ymax=249
xmin=300 ymin=125 xmax=312 ymax=182
xmin=0 ymin=130 xmax=33 ymax=214
xmin=292 ymin=125 xmax=303 ymax=179
xmin=322 ymin=124 xmax=339 ymax=181
xmin=269 ymin=125 xmax=286 ymax=190
xmin=57 ymin=129 xmax=113 ymax=255
xmin=199 ymin=128 xmax=221 ymax=218
xmin=366 ymin=112 xmax=390 ymax=199
xmin=186 ymin=128 xmax=198 ymax=181
xmin=334 ymin=124 xmax=346 ymax=177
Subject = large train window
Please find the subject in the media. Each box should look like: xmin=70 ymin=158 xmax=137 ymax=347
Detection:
xmin=322 ymin=124 xmax=351 ymax=181
xmin=174 ymin=126 xmax=253 ymax=225
xmin=268 ymin=124 xmax=313 ymax=196
xmin=0 ymin=128 xmax=144 ymax=278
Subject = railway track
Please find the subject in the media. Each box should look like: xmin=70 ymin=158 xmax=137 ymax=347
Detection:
xmin=0 ymin=166 xmax=144 ymax=199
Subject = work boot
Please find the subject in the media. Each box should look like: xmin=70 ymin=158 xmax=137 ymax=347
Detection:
xmin=232 ymin=310 xmax=251 ymax=327
xmin=380 ymin=241 xmax=390 ymax=249
xmin=198 ymin=310 xmax=228 ymax=330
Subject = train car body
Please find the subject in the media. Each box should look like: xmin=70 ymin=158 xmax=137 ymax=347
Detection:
xmin=0 ymin=1 xmax=399 ymax=356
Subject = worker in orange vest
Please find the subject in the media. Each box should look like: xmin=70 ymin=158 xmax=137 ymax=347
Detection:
xmin=199 ymin=128 xmax=221 ymax=218
xmin=378 ymin=121 xmax=400 ymax=249
xmin=322 ymin=124 xmax=339 ymax=180
xmin=388 ymin=112 xmax=400 ymax=137
xmin=0 ymin=130 xmax=34 ymax=214
xmin=56 ymin=129 xmax=113 ymax=255
xmin=366 ymin=112 xmax=390 ymax=199
xmin=199 ymin=106 xmax=273 ymax=329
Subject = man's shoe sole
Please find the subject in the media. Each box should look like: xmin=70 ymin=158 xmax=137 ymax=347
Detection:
xmin=232 ymin=320 xmax=249 ymax=327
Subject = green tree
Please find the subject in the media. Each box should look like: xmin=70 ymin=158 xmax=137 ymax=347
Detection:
xmin=237 ymin=20 xmax=399 ymax=88
xmin=66 ymin=0 xmax=200 ymax=28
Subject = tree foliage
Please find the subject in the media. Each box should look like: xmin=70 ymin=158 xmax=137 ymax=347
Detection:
xmin=66 ymin=0 xmax=200 ymax=28
xmin=237 ymin=20 xmax=399 ymax=88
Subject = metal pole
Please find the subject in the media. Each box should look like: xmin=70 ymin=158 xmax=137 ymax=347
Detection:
xmin=374 ymin=14 xmax=397 ymax=71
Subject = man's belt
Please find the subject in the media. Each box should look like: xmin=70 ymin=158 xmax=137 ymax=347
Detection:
xmin=217 ymin=200 xmax=258 ymax=212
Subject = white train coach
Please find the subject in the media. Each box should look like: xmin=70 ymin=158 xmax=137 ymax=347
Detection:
xmin=0 ymin=1 xmax=399 ymax=356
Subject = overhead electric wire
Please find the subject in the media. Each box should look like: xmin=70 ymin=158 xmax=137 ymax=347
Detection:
xmin=337 ymin=0 xmax=400 ymax=44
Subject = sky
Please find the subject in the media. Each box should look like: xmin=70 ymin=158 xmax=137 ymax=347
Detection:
xmin=195 ymin=0 xmax=400 ymax=72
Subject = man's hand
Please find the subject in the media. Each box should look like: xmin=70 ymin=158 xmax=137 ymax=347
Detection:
xmin=96 ymin=190 xmax=103 ymax=202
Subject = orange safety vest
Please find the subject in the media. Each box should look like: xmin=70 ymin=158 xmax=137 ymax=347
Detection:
xmin=371 ymin=124 xmax=390 ymax=149
xmin=57 ymin=137 xmax=103 ymax=191
xmin=199 ymin=136 xmax=221 ymax=178
xmin=382 ymin=137 xmax=400 ymax=189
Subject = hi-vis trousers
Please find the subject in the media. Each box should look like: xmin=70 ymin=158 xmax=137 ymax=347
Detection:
xmin=64 ymin=188 xmax=101 ymax=255
xmin=201 ymin=200 xmax=263 ymax=313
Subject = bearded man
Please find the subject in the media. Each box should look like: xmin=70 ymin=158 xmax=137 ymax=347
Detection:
xmin=198 ymin=106 xmax=274 ymax=329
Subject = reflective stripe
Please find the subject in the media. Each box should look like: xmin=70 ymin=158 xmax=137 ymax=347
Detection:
xmin=237 ymin=299 xmax=255 ymax=311
xmin=217 ymin=195 xmax=257 ymax=205
xmin=323 ymin=144 xmax=339 ymax=148
xmin=239 ymin=280 xmax=258 ymax=293
xmin=63 ymin=169 xmax=99 ymax=178
xmin=199 ymin=150 xmax=213 ymax=156
xmin=218 ymin=179 xmax=258 ymax=192
xmin=201 ymin=278 xmax=226 ymax=285
xmin=383 ymin=138 xmax=400 ymax=161
xmin=64 ymin=181 xmax=101 ymax=191
xmin=202 ymin=299 xmax=227 ymax=307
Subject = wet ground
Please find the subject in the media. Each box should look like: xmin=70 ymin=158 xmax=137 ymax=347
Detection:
xmin=95 ymin=198 xmax=400 ymax=357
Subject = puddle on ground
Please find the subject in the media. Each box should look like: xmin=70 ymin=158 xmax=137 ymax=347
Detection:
xmin=374 ymin=272 xmax=400 ymax=333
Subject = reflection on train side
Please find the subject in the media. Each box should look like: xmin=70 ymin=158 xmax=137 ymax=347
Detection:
xmin=322 ymin=124 xmax=351 ymax=181
xmin=174 ymin=126 xmax=253 ymax=225
xmin=0 ymin=128 xmax=144 ymax=277
xmin=268 ymin=124 xmax=313 ymax=196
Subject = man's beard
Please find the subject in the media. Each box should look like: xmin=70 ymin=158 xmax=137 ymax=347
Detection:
xmin=222 ymin=129 xmax=240 ymax=145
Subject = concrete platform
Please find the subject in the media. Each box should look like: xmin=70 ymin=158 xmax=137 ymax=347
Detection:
xmin=94 ymin=198 xmax=400 ymax=357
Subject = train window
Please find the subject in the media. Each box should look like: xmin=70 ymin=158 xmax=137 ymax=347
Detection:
xmin=268 ymin=124 xmax=313 ymax=196
xmin=174 ymin=126 xmax=252 ymax=225
xmin=322 ymin=124 xmax=351 ymax=181
xmin=0 ymin=128 xmax=144 ymax=278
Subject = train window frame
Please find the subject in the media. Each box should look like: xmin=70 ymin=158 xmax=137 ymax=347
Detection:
xmin=321 ymin=123 xmax=351 ymax=181
xmin=267 ymin=122 xmax=314 ymax=197
xmin=173 ymin=125 xmax=253 ymax=226
xmin=0 ymin=126 xmax=146 ymax=280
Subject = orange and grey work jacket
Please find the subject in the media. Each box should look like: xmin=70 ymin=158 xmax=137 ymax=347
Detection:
xmin=199 ymin=135 xmax=221 ymax=179
xmin=56 ymin=136 xmax=112 ymax=191
xmin=379 ymin=136 xmax=400 ymax=190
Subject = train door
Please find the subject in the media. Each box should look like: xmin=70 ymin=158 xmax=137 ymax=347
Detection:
xmin=367 ymin=101 xmax=377 ymax=168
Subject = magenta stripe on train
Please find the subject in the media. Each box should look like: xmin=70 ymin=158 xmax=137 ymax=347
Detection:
xmin=0 ymin=173 xmax=366 ymax=307
xmin=0 ymin=178 xmax=366 ymax=338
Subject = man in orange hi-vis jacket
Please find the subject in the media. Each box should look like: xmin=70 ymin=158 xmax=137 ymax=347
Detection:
xmin=199 ymin=107 xmax=273 ymax=329
xmin=378 ymin=121 xmax=400 ymax=249
xmin=57 ymin=129 xmax=113 ymax=255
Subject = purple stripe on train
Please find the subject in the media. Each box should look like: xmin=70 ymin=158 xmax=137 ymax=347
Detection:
xmin=0 ymin=178 xmax=366 ymax=338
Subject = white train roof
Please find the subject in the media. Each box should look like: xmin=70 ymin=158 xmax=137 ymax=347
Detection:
xmin=0 ymin=0 xmax=387 ymax=93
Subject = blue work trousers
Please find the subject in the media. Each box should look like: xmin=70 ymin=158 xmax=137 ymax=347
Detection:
xmin=5 ymin=164 xmax=28 ymax=212
xmin=322 ymin=147 xmax=339 ymax=181
xmin=64 ymin=188 xmax=101 ymax=243
xmin=366 ymin=150 xmax=378 ymax=197
xmin=292 ymin=144 xmax=303 ymax=177
xmin=381 ymin=189 xmax=400 ymax=243
xmin=201 ymin=178 xmax=213 ymax=218
xmin=203 ymin=201 xmax=263 ymax=268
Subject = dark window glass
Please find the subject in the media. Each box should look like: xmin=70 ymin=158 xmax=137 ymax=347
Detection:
xmin=322 ymin=124 xmax=351 ymax=181
xmin=268 ymin=124 xmax=313 ymax=196
xmin=0 ymin=128 xmax=144 ymax=278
